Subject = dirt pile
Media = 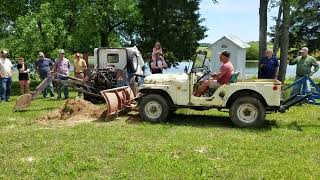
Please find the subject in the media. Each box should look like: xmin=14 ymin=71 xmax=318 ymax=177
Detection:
xmin=39 ymin=98 xmax=107 ymax=124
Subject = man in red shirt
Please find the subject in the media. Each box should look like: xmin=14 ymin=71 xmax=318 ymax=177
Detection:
xmin=194 ymin=51 xmax=234 ymax=97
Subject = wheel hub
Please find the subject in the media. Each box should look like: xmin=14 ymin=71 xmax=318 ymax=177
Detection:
xmin=145 ymin=101 xmax=162 ymax=119
xmin=237 ymin=103 xmax=258 ymax=123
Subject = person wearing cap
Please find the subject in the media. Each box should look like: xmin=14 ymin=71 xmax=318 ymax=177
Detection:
xmin=35 ymin=52 xmax=55 ymax=98
xmin=289 ymin=47 xmax=319 ymax=96
xmin=193 ymin=51 xmax=234 ymax=97
xmin=0 ymin=50 xmax=13 ymax=102
xmin=52 ymin=49 xmax=71 ymax=99
xmin=258 ymin=49 xmax=279 ymax=79
xmin=73 ymin=52 xmax=87 ymax=97
xmin=17 ymin=57 xmax=30 ymax=94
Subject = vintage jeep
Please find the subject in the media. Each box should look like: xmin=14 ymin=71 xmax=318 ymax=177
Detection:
xmin=137 ymin=53 xmax=283 ymax=127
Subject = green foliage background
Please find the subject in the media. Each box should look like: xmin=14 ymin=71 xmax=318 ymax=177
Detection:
xmin=0 ymin=0 xmax=208 ymax=63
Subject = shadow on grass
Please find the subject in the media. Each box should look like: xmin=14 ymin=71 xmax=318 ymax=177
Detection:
xmin=280 ymin=121 xmax=320 ymax=131
xmin=14 ymin=107 xmax=58 ymax=113
xmin=125 ymin=112 xmax=277 ymax=131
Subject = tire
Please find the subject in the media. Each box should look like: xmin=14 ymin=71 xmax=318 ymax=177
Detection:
xmin=229 ymin=96 xmax=266 ymax=128
xmin=139 ymin=94 xmax=169 ymax=123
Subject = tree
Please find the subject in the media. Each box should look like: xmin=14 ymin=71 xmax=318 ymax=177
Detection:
xmin=272 ymin=1 xmax=283 ymax=55
xmin=289 ymin=0 xmax=320 ymax=52
xmin=259 ymin=0 xmax=269 ymax=60
xmin=246 ymin=42 xmax=260 ymax=60
xmin=138 ymin=0 xmax=208 ymax=62
xmin=3 ymin=0 xmax=141 ymax=61
xmin=278 ymin=0 xmax=290 ymax=82
xmin=5 ymin=2 xmax=67 ymax=61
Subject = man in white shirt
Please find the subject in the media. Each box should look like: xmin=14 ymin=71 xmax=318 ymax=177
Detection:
xmin=0 ymin=50 xmax=13 ymax=102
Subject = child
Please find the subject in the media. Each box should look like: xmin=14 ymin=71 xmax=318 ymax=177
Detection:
xmin=17 ymin=57 xmax=30 ymax=94
xmin=151 ymin=42 xmax=167 ymax=74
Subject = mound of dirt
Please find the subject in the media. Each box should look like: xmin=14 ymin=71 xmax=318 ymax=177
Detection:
xmin=39 ymin=98 xmax=107 ymax=124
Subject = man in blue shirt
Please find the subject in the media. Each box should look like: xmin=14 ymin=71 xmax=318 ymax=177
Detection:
xmin=35 ymin=52 xmax=55 ymax=98
xmin=258 ymin=49 xmax=279 ymax=79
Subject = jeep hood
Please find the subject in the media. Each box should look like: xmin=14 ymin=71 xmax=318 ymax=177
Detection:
xmin=144 ymin=73 xmax=188 ymax=84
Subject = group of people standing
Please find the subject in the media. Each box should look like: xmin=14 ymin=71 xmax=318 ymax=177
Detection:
xmin=0 ymin=49 xmax=87 ymax=102
xmin=258 ymin=47 xmax=319 ymax=96
xmin=258 ymin=47 xmax=319 ymax=80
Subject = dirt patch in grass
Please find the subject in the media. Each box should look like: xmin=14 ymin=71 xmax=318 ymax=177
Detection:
xmin=38 ymin=98 xmax=107 ymax=124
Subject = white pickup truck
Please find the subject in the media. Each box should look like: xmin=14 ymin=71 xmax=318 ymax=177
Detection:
xmin=137 ymin=53 xmax=283 ymax=127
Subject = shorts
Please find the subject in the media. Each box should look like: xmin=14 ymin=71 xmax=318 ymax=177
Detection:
xmin=208 ymin=80 xmax=221 ymax=90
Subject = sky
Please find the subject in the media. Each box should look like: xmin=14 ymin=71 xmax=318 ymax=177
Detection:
xmin=199 ymin=0 xmax=279 ymax=43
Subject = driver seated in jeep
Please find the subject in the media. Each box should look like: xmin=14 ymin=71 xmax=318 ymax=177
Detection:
xmin=193 ymin=51 xmax=234 ymax=97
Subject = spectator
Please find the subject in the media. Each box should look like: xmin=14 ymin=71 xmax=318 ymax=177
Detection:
xmin=17 ymin=57 xmax=30 ymax=94
xmin=289 ymin=47 xmax=319 ymax=96
xmin=0 ymin=50 xmax=13 ymax=102
xmin=151 ymin=41 xmax=167 ymax=74
xmin=258 ymin=49 xmax=279 ymax=79
xmin=35 ymin=52 xmax=55 ymax=98
xmin=53 ymin=49 xmax=70 ymax=100
xmin=193 ymin=51 xmax=234 ymax=97
xmin=74 ymin=52 xmax=87 ymax=98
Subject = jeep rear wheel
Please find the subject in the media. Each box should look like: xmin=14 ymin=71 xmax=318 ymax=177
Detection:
xmin=139 ymin=94 xmax=169 ymax=123
xmin=230 ymin=96 xmax=265 ymax=127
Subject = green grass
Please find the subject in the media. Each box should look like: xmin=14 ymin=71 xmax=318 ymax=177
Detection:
xmin=1 ymin=81 xmax=320 ymax=179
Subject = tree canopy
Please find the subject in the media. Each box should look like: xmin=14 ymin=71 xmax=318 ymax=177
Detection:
xmin=138 ymin=0 xmax=207 ymax=62
xmin=0 ymin=0 xmax=208 ymax=62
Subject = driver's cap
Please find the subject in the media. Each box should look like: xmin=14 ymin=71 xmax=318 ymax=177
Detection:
xmin=220 ymin=50 xmax=230 ymax=58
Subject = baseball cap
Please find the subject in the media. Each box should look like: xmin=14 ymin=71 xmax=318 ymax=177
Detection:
xmin=58 ymin=49 xmax=65 ymax=54
xmin=39 ymin=52 xmax=44 ymax=57
xmin=1 ymin=50 xmax=8 ymax=54
xmin=220 ymin=50 xmax=231 ymax=58
xmin=299 ymin=47 xmax=309 ymax=53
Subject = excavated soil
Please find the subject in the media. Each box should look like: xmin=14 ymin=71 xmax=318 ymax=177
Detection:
xmin=38 ymin=98 xmax=107 ymax=124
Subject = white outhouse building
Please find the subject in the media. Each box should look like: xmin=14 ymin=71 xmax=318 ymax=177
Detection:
xmin=208 ymin=35 xmax=250 ymax=79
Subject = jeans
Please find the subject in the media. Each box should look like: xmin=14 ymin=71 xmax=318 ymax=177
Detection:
xmin=291 ymin=75 xmax=309 ymax=97
xmin=57 ymin=76 xmax=69 ymax=99
xmin=40 ymin=73 xmax=54 ymax=98
xmin=0 ymin=77 xmax=12 ymax=101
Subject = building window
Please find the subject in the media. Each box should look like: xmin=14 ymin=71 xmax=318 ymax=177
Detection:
xmin=107 ymin=54 xmax=119 ymax=63
xmin=221 ymin=45 xmax=228 ymax=49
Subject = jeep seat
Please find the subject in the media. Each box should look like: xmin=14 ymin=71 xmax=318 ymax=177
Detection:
xmin=229 ymin=71 xmax=240 ymax=83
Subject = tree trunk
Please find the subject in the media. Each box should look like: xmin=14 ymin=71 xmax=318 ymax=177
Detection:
xmin=278 ymin=0 xmax=290 ymax=82
xmin=273 ymin=2 xmax=283 ymax=55
xmin=259 ymin=0 xmax=269 ymax=60
xmin=100 ymin=31 xmax=110 ymax=47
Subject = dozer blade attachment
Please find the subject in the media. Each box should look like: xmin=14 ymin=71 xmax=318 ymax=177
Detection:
xmin=100 ymin=86 xmax=136 ymax=116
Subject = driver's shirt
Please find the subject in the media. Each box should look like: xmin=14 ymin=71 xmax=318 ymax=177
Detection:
xmin=217 ymin=61 xmax=234 ymax=85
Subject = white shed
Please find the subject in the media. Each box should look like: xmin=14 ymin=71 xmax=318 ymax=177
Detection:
xmin=208 ymin=35 xmax=250 ymax=79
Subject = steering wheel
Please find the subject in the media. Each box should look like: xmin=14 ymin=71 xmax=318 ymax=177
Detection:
xmin=195 ymin=66 xmax=211 ymax=84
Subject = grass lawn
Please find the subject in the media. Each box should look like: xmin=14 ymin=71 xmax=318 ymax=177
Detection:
xmin=0 ymin=82 xmax=320 ymax=179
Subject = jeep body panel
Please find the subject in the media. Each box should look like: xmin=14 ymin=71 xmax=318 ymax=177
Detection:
xmin=140 ymin=73 xmax=282 ymax=108
xmin=140 ymin=73 xmax=190 ymax=105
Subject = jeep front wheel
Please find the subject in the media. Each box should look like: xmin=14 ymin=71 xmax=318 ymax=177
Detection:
xmin=139 ymin=94 xmax=169 ymax=123
xmin=230 ymin=96 xmax=265 ymax=127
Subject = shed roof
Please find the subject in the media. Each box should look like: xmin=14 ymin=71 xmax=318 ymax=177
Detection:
xmin=209 ymin=35 xmax=251 ymax=49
